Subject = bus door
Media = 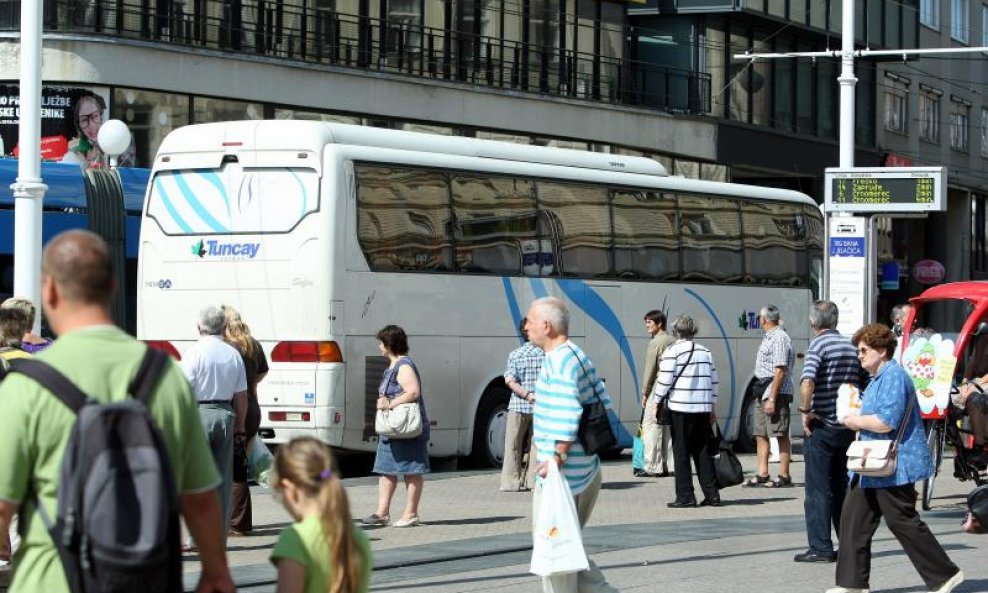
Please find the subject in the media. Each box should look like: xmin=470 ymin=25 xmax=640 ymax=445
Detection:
xmin=583 ymin=284 xmax=628 ymax=437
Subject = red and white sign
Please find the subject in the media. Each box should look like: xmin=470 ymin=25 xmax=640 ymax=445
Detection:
xmin=913 ymin=259 xmax=946 ymax=285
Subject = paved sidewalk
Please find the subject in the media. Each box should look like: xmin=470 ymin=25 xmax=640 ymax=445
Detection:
xmin=185 ymin=449 xmax=983 ymax=592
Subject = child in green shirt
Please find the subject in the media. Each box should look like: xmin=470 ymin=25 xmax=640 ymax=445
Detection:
xmin=270 ymin=438 xmax=373 ymax=593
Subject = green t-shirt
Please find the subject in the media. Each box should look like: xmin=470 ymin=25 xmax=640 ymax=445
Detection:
xmin=0 ymin=326 xmax=221 ymax=593
xmin=271 ymin=515 xmax=373 ymax=593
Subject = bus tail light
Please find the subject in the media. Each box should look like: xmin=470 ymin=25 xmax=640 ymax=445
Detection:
xmin=271 ymin=341 xmax=343 ymax=363
xmin=145 ymin=340 xmax=181 ymax=360
xmin=269 ymin=411 xmax=311 ymax=422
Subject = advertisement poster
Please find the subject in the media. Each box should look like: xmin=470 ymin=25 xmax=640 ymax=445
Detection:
xmin=0 ymin=85 xmax=135 ymax=169
xmin=903 ymin=334 xmax=955 ymax=419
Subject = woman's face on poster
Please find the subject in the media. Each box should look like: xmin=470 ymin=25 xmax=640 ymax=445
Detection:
xmin=76 ymin=97 xmax=102 ymax=144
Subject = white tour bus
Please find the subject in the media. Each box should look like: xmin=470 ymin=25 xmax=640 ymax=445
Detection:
xmin=137 ymin=120 xmax=823 ymax=465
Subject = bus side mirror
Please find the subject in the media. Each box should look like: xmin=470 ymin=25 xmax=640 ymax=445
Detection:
xmin=976 ymin=322 xmax=988 ymax=337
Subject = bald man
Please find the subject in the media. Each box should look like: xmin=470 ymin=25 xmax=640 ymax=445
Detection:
xmin=0 ymin=230 xmax=234 ymax=593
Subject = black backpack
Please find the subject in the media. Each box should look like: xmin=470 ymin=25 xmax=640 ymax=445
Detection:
xmin=9 ymin=348 xmax=182 ymax=593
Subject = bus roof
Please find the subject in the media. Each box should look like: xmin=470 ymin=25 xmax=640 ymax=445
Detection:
xmin=153 ymin=120 xmax=670 ymax=177
xmin=0 ymin=160 xmax=148 ymax=212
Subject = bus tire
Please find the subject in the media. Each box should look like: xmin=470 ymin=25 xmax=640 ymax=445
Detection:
xmin=470 ymin=384 xmax=511 ymax=468
xmin=736 ymin=388 xmax=758 ymax=454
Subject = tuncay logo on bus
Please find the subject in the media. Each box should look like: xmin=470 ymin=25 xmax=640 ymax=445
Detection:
xmin=738 ymin=310 xmax=763 ymax=331
xmin=191 ymin=239 xmax=261 ymax=259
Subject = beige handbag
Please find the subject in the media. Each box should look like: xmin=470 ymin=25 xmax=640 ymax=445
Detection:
xmin=375 ymin=403 xmax=423 ymax=439
xmin=845 ymin=394 xmax=915 ymax=478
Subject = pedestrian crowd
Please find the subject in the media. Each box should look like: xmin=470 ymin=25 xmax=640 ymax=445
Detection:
xmin=0 ymin=229 xmax=978 ymax=593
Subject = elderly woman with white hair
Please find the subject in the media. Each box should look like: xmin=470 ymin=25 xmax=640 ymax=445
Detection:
xmin=650 ymin=314 xmax=721 ymax=508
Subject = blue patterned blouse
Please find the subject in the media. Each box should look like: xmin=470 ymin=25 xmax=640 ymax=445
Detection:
xmin=853 ymin=358 xmax=932 ymax=488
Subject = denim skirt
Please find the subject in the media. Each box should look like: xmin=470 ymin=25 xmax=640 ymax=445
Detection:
xmin=373 ymin=433 xmax=431 ymax=476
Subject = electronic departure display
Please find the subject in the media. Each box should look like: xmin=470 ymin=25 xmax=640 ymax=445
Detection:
xmin=824 ymin=167 xmax=945 ymax=213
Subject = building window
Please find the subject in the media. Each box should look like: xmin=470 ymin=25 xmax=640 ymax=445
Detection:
xmin=919 ymin=88 xmax=941 ymax=142
xmin=921 ymin=0 xmax=940 ymax=28
xmin=952 ymin=0 xmax=969 ymax=42
xmin=113 ymin=88 xmax=190 ymax=168
xmin=982 ymin=107 xmax=988 ymax=157
xmin=950 ymin=99 xmax=970 ymax=150
xmin=884 ymin=82 xmax=909 ymax=134
xmin=983 ymin=5 xmax=988 ymax=50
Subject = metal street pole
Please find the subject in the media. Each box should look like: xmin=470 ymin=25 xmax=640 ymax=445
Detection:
xmin=11 ymin=0 xmax=47 ymax=332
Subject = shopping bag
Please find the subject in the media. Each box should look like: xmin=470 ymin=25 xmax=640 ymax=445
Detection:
xmin=248 ymin=437 xmax=275 ymax=488
xmin=530 ymin=460 xmax=589 ymax=577
xmin=632 ymin=407 xmax=646 ymax=472
xmin=708 ymin=424 xmax=744 ymax=489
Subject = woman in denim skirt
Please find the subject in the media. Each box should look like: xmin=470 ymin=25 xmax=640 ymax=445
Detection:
xmin=361 ymin=324 xmax=430 ymax=528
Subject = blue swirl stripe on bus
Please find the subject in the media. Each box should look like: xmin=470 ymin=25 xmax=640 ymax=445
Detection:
xmin=287 ymin=169 xmax=310 ymax=218
xmin=172 ymin=171 xmax=229 ymax=233
xmin=153 ymin=178 xmax=194 ymax=234
xmin=527 ymin=277 xmax=550 ymax=300
xmin=683 ymin=287 xmax=737 ymax=437
xmin=501 ymin=277 xmax=526 ymax=346
xmin=200 ymin=171 xmax=231 ymax=217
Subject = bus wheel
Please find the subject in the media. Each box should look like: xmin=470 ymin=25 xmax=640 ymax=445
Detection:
xmin=736 ymin=391 xmax=758 ymax=453
xmin=471 ymin=385 xmax=511 ymax=468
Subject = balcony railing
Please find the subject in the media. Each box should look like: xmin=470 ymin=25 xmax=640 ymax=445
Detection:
xmin=0 ymin=0 xmax=710 ymax=115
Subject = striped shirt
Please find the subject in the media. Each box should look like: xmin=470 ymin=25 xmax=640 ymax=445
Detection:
xmin=533 ymin=340 xmax=610 ymax=494
xmin=754 ymin=326 xmax=794 ymax=397
xmin=650 ymin=339 xmax=718 ymax=412
xmin=800 ymin=329 xmax=868 ymax=425
xmin=504 ymin=342 xmax=544 ymax=414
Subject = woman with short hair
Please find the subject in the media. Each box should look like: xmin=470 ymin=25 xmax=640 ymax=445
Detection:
xmin=650 ymin=314 xmax=720 ymax=508
xmin=828 ymin=324 xmax=963 ymax=593
xmin=362 ymin=324 xmax=430 ymax=528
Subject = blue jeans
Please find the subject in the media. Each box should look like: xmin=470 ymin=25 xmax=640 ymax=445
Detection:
xmin=803 ymin=421 xmax=855 ymax=553
xmin=198 ymin=403 xmax=235 ymax=532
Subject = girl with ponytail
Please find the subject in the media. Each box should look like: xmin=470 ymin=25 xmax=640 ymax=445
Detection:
xmin=271 ymin=438 xmax=373 ymax=593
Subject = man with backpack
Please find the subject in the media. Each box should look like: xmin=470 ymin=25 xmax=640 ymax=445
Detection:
xmin=0 ymin=230 xmax=234 ymax=593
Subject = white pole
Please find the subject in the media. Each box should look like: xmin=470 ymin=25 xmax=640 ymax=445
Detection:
xmin=11 ymin=0 xmax=47 ymax=332
xmin=838 ymin=0 xmax=856 ymax=169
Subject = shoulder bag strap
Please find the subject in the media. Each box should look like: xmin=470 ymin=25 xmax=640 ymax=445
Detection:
xmin=668 ymin=344 xmax=696 ymax=394
xmin=890 ymin=393 xmax=917 ymax=451
xmin=8 ymin=359 xmax=88 ymax=414
xmin=566 ymin=345 xmax=601 ymax=404
xmin=128 ymin=347 xmax=171 ymax=404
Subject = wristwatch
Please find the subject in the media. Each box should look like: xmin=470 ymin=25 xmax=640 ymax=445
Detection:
xmin=554 ymin=451 xmax=568 ymax=464
xmin=799 ymin=407 xmax=812 ymax=414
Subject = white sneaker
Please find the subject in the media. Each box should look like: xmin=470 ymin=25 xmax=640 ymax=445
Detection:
xmin=929 ymin=571 xmax=964 ymax=593
xmin=825 ymin=588 xmax=868 ymax=593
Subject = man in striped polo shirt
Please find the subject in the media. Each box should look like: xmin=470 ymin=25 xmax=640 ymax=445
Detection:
xmin=795 ymin=300 xmax=869 ymax=563
xmin=526 ymin=296 xmax=618 ymax=593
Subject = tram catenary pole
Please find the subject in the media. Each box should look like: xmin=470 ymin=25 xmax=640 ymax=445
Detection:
xmin=734 ymin=0 xmax=988 ymax=327
xmin=12 ymin=0 xmax=47 ymax=333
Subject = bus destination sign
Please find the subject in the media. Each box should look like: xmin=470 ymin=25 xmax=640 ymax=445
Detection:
xmin=824 ymin=167 xmax=945 ymax=213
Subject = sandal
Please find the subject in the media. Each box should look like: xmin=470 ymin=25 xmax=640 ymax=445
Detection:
xmin=742 ymin=474 xmax=770 ymax=488
xmin=765 ymin=475 xmax=793 ymax=488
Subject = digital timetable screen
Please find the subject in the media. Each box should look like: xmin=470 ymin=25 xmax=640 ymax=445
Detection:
xmin=824 ymin=167 xmax=945 ymax=213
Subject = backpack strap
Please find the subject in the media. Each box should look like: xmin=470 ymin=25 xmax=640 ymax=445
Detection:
xmin=8 ymin=359 xmax=88 ymax=414
xmin=128 ymin=347 xmax=170 ymax=404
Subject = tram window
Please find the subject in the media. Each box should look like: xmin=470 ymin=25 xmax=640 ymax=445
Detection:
xmin=611 ymin=190 xmax=679 ymax=280
xmin=537 ymin=182 xmax=612 ymax=277
xmin=679 ymin=194 xmax=743 ymax=282
xmin=741 ymin=202 xmax=807 ymax=286
xmin=356 ymin=165 xmax=453 ymax=272
xmin=451 ymin=175 xmax=538 ymax=275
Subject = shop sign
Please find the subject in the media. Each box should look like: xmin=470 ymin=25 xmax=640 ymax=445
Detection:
xmin=913 ymin=259 xmax=945 ymax=285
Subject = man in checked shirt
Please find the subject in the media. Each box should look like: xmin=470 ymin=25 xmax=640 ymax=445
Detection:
xmin=499 ymin=317 xmax=545 ymax=492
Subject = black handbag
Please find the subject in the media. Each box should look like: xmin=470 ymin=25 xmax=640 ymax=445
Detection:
xmin=657 ymin=344 xmax=695 ymax=426
xmin=709 ymin=424 xmax=743 ymax=489
xmin=568 ymin=346 xmax=617 ymax=455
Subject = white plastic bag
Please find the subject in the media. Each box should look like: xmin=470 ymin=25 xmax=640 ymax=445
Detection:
xmin=248 ymin=437 xmax=274 ymax=488
xmin=530 ymin=459 xmax=589 ymax=577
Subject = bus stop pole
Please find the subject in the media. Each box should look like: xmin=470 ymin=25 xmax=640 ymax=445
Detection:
xmin=11 ymin=0 xmax=47 ymax=332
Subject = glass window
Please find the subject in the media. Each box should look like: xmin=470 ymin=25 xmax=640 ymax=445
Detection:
xmin=476 ymin=130 xmax=533 ymax=144
xmin=147 ymin=165 xmax=319 ymax=235
xmin=751 ymin=40 xmax=772 ymax=126
xmin=950 ymin=101 xmax=970 ymax=151
xmin=113 ymin=88 xmax=190 ymax=168
xmin=817 ymin=58 xmax=836 ymax=138
xmin=773 ymin=37 xmax=794 ymax=132
xmin=884 ymin=87 xmax=908 ymax=134
xmin=983 ymin=5 xmax=988 ymax=48
xmin=355 ymin=165 xmax=453 ymax=271
xmin=796 ymin=42 xmax=814 ymax=134
xmin=741 ymin=201 xmax=808 ymax=286
xmin=981 ymin=107 xmax=988 ymax=157
xmin=952 ymin=0 xmax=969 ymax=42
xmin=810 ymin=0 xmax=828 ymax=29
xmin=193 ymin=97 xmax=263 ymax=123
xmin=700 ymin=163 xmax=728 ymax=182
xmin=674 ymin=159 xmax=699 ymax=179
xmin=922 ymin=0 xmax=940 ymax=28
xmin=729 ymin=30 xmax=751 ymax=123
xmin=919 ymin=90 xmax=941 ymax=142
xmin=274 ymin=108 xmax=361 ymax=124
xmin=612 ymin=190 xmax=679 ymax=280
xmin=679 ymin=194 xmax=743 ymax=283
xmin=450 ymin=175 xmax=538 ymax=275
xmin=536 ymin=182 xmax=611 ymax=276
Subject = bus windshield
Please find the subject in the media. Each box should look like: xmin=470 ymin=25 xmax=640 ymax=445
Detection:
xmin=146 ymin=165 xmax=319 ymax=235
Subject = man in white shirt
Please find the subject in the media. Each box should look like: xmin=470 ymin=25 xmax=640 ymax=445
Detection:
xmin=182 ymin=305 xmax=248 ymax=538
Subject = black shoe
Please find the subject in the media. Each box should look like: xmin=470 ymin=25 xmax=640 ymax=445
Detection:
xmin=699 ymin=498 xmax=722 ymax=507
xmin=633 ymin=469 xmax=646 ymax=477
xmin=667 ymin=499 xmax=697 ymax=508
xmin=793 ymin=550 xmax=837 ymax=563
